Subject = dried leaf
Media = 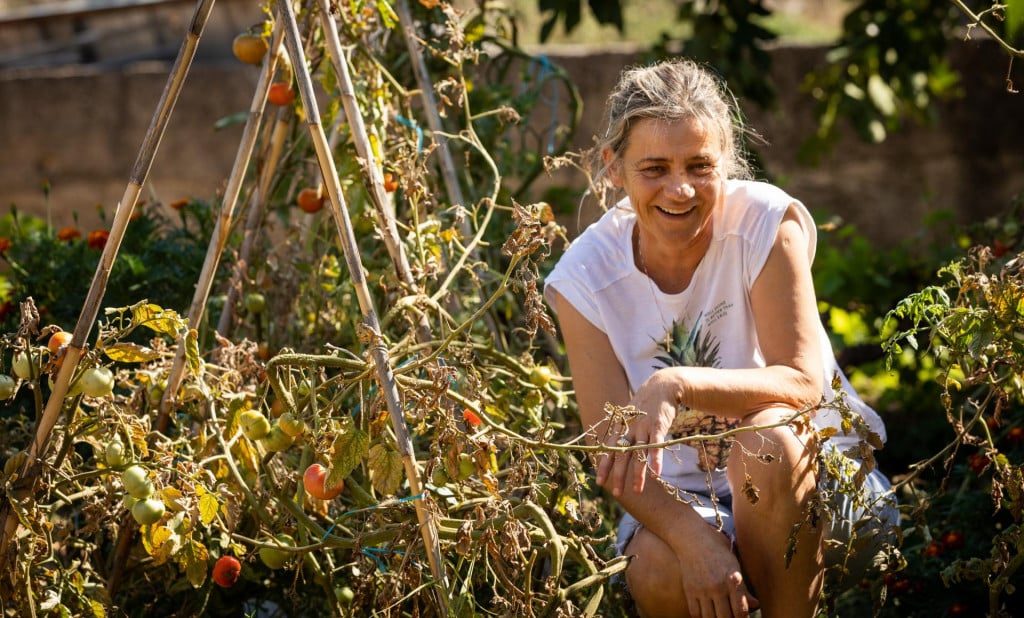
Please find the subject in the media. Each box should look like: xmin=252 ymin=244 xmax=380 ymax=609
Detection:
xmin=368 ymin=443 xmax=403 ymax=496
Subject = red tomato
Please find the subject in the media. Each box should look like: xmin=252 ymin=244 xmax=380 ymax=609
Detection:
xmin=212 ymin=555 xmax=242 ymax=587
xmin=296 ymin=187 xmax=325 ymax=213
xmin=267 ymin=82 xmax=295 ymax=106
xmin=303 ymin=463 xmax=343 ymax=500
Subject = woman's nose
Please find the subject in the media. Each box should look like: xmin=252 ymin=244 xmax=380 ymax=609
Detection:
xmin=666 ymin=174 xmax=697 ymax=198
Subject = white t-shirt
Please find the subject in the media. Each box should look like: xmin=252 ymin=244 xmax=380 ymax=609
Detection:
xmin=544 ymin=179 xmax=887 ymax=497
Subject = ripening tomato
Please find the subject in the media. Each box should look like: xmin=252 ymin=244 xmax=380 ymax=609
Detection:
xmin=1007 ymin=426 xmax=1024 ymax=445
xmin=303 ymin=463 xmax=344 ymax=500
xmin=923 ymin=540 xmax=943 ymax=557
xmin=296 ymin=187 xmax=325 ymax=213
xmin=232 ymin=33 xmax=268 ymax=65
xmin=383 ymin=172 xmax=399 ymax=193
xmin=47 ymin=330 xmax=73 ymax=357
xmin=267 ymin=82 xmax=295 ymax=106
xmin=941 ymin=530 xmax=965 ymax=550
xmin=213 ymin=555 xmax=242 ymax=587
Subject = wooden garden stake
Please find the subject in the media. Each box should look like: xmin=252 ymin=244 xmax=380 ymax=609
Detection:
xmin=276 ymin=0 xmax=451 ymax=612
xmin=314 ymin=0 xmax=434 ymax=345
xmin=156 ymin=17 xmax=285 ymax=433
xmin=315 ymin=0 xmax=412 ymax=286
xmin=215 ymin=103 xmax=291 ymax=336
xmin=393 ymin=0 xmax=467 ymax=225
xmin=0 ymin=0 xmax=218 ymax=568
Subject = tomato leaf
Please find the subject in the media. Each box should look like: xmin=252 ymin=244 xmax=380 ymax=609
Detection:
xmin=180 ymin=538 xmax=209 ymax=588
xmin=196 ymin=485 xmax=220 ymax=527
xmin=329 ymin=427 xmax=369 ymax=488
xmin=102 ymin=342 xmax=161 ymax=363
xmin=130 ymin=302 xmax=184 ymax=338
xmin=1008 ymin=0 xmax=1024 ymax=39
xmin=368 ymin=443 xmax=404 ymax=496
xmin=184 ymin=328 xmax=202 ymax=376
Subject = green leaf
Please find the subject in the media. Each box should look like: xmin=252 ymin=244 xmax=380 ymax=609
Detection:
xmin=329 ymin=427 xmax=369 ymax=489
xmin=368 ymin=443 xmax=404 ymax=496
xmin=1007 ymin=0 xmax=1024 ymax=39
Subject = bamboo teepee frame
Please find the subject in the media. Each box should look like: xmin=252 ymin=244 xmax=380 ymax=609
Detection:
xmin=0 ymin=0 xmax=458 ymax=609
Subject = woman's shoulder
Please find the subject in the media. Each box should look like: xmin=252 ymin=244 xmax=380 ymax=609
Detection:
xmin=554 ymin=202 xmax=634 ymax=274
xmin=719 ymin=180 xmax=809 ymax=235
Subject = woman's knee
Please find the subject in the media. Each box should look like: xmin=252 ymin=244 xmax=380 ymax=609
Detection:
xmin=624 ymin=528 xmax=688 ymax=614
xmin=728 ymin=410 xmax=818 ymax=504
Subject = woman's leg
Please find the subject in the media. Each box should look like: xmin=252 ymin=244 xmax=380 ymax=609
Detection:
xmin=727 ymin=409 xmax=824 ymax=617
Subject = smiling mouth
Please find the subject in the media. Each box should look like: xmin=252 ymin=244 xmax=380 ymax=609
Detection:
xmin=656 ymin=205 xmax=695 ymax=216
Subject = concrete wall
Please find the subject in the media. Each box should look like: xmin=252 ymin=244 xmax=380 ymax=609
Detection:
xmin=1 ymin=21 xmax=1022 ymax=246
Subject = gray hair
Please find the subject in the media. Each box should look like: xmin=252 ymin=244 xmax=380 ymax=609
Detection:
xmin=593 ymin=58 xmax=756 ymax=183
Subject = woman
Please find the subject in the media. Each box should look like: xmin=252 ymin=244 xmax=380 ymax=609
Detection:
xmin=543 ymin=59 xmax=897 ymax=617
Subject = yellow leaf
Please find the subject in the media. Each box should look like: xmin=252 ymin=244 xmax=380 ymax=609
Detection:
xmin=161 ymin=486 xmax=187 ymax=512
xmin=180 ymin=538 xmax=209 ymax=588
xmin=102 ymin=342 xmax=161 ymax=363
xmin=184 ymin=329 xmax=202 ymax=376
xmin=198 ymin=489 xmax=220 ymax=527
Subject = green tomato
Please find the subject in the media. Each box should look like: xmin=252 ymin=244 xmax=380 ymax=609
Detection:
xmin=238 ymin=409 xmax=271 ymax=440
xmin=528 ymin=366 xmax=553 ymax=387
xmin=81 ymin=366 xmax=115 ymax=398
xmin=121 ymin=465 xmax=154 ymax=499
xmin=260 ymin=423 xmax=294 ymax=452
xmin=258 ymin=533 xmax=295 ymax=569
xmin=0 ymin=375 xmax=16 ymax=400
xmin=245 ymin=293 xmax=267 ymax=314
xmin=105 ymin=439 xmax=127 ymax=467
xmin=336 ymin=586 xmax=354 ymax=604
xmin=131 ymin=497 xmax=165 ymax=526
xmin=12 ymin=348 xmax=43 ymax=380
xmin=277 ymin=412 xmax=305 ymax=437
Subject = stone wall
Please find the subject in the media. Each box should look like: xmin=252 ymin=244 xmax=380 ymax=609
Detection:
xmin=1 ymin=22 xmax=1021 ymax=247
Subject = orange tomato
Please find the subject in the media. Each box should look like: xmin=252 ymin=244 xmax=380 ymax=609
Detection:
xmin=383 ymin=172 xmax=399 ymax=193
xmin=296 ymin=187 xmax=324 ymax=213
xmin=232 ymin=33 xmax=268 ymax=65
xmin=47 ymin=330 xmax=73 ymax=369
xmin=267 ymin=82 xmax=295 ymax=106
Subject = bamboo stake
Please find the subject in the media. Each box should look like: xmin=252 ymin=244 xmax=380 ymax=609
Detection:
xmin=156 ymin=18 xmax=286 ymax=434
xmin=215 ymin=103 xmax=291 ymax=337
xmin=276 ymin=0 xmax=450 ymax=613
xmin=0 ymin=0 xmax=218 ymax=568
xmin=315 ymin=0 xmax=413 ymax=287
xmin=393 ymin=0 xmax=467 ymax=220
xmin=314 ymin=0 xmax=434 ymax=345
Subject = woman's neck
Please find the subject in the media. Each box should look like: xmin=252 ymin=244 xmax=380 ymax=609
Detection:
xmin=633 ymin=225 xmax=711 ymax=294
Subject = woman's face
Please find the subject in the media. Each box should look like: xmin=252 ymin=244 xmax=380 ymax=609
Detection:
xmin=605 ymin=117 xmax=724 ymax=252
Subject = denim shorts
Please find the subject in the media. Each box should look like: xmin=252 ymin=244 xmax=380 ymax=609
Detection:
xmin=615 ymin=448 xmax=900 ymax=587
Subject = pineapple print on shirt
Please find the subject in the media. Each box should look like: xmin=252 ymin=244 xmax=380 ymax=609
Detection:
xmin=653 ymin=315 xmax=739 ymax=472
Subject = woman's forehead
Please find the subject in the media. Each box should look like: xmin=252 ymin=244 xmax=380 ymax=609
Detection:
xmin=624 ymin=117 xmax=723 ymax=158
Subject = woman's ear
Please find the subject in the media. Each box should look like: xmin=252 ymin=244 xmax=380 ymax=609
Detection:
xmin=602 ymin=147 xmax=623 ymax=187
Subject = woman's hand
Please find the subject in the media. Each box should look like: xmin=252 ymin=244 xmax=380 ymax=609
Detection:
xmin=673 ymin=528 xmax=759 ymax=618
xmin=596 ymin=368 xmax=680 ymax=496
